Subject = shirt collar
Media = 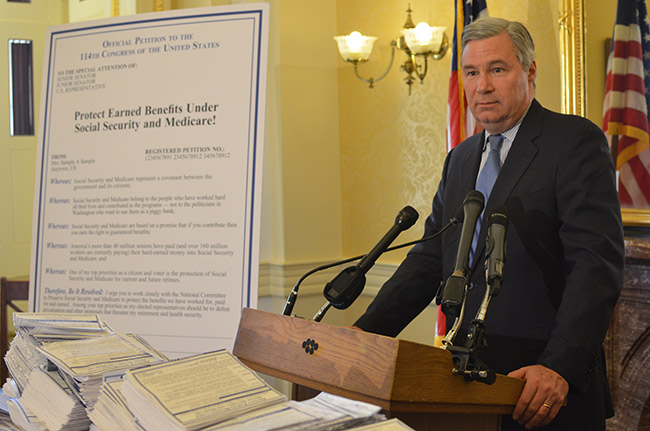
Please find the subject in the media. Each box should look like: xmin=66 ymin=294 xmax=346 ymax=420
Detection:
xmin=482 ymin=104 xmax=531 ymax=150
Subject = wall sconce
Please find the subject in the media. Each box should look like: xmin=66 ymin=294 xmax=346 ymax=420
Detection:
xmin=334 ymin=5 xmax=448 ymax=94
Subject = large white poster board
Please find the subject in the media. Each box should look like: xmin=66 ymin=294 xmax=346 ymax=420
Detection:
xmin=30 ymin=4 xmax=268 ymax=357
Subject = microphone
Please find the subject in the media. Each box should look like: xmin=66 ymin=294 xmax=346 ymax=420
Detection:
xmin=358 ymin=206 xmax=419 ymax=273
xmin=323 ymin=206 xmax=419 ymax=309
xmin=485 ymin=207 xmax=508 ymax=295
xmin=282 ymin=204 xmax=461 ymax=318
xmin=440 ymin=190 xmax=485 ymax=319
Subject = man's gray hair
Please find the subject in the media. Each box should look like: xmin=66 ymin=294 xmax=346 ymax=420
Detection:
xmin=461 ymin=17 xmax=535 ymax=69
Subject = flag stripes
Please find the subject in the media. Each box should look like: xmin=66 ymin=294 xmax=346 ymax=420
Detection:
xmin=602 ymin=0 xmax=650 ymax=209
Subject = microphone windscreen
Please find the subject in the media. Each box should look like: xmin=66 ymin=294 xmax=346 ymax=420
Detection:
xmin=487 ymin=206 xmax=508 ymax=227
xmin=464 ymin=190 xmax=485 ymax=208
xmin=450 ymin=190 xmax=484 ymax=224
xmin=395 ymin=206 xmax=419 ymax=230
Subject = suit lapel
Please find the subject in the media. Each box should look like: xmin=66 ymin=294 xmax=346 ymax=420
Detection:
xmin=456 ymin=132 xmax=485 ymax=197
xmin=470 ymin=100 xmax=544 ymax=272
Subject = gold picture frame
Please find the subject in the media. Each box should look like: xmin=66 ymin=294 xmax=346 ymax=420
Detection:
xmin=559 ymin=0 xmax=585 ymax=118
xmin=560 ymin=0 xmax=650 ymax=227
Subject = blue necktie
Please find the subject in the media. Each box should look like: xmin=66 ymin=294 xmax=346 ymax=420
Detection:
xmin=470 ymin=134 xmax=504 ymax=264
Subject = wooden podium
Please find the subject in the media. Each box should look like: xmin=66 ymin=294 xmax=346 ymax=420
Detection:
xmin=233 ymin=308 xmax=524 ymax=431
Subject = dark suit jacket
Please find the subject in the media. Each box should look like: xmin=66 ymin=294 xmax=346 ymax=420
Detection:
xmin=355 ymin=100 xmax=624 ymax=429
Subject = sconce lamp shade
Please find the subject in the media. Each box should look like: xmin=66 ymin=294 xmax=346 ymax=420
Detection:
xmin=334 ymin=31 xmax=377 ymax=62
xmin=333 ymin=7 xmax=447 ymax=93
xmin=401 ymin=22 xmax=446 ymax=55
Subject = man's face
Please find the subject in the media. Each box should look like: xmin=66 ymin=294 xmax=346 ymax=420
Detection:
xmin=461 ymin=32 xmax=536 ymax=135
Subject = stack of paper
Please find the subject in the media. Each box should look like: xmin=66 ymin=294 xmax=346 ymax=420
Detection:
xmin=97 ymin=349 xmax=390 ymax=431
xmin=12 ymin=313 xmax=113 ymax=337
xmin=279 ymin=392 xmax=385 ymax=431
xmin=0 ymin=385 xmax=14 ymax=415
xmin=35 ymin=332 xmax=168 ymax=408
xmin=347 ymin=419 xmax=414 ymax=431
xmin=0 ymin=380 xmax=21 ymax=431
xmin=6 ymin=399 xmax=47 ymax=431
xmin=95 ymin=383 xmax=392 ymax=431
xmin=121 ymin=349 xmax=287 ymax=430
xmin=4 ymin=313 xmax=115 ymax=394
xmin=87 ymin=374 xmax=141 ymax=431
xmin=0 ymin=414 xmax=22 ymax=431
xmin=2 ymin=313 xmax=167 ymax=430
xmin=4 ymin=330 xmax=54 ymax=394
xmin=207 ymin=392 xmax=385 ymax=431
xmin=93 ymin=384 xmax=345 ymax=431
xmin=203 ymin=401 xmax=325 ymax=430
xmin=19 ymin=368 xmax=89 ymax=431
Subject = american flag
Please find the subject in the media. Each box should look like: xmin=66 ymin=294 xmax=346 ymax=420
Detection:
xmin=602 ymin=0 xmax=650 ymax=209
xmin=446 ymin=0 xmax=489 ymax=153
xmin=437 ymin=0 xmax=489 ymax=345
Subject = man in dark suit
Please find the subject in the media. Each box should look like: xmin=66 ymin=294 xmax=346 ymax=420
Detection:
xmin=354 ymin=17 xmax=624 ymax=430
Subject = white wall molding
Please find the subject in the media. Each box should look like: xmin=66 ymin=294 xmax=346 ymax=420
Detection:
xmin=258 ymin=260 xmax=398 ymax=299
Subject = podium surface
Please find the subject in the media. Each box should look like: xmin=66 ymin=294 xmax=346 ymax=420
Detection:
xmin=233 ymin=308 xmax=524 ymax=430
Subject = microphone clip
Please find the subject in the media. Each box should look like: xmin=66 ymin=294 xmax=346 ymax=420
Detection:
xmin=447 ymin=319 xmax=495 ymax=385
xmin=447 ymin=343 xmax=496 ymax=385
xmin=322 ymin=266 xmax=366 ymax=309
